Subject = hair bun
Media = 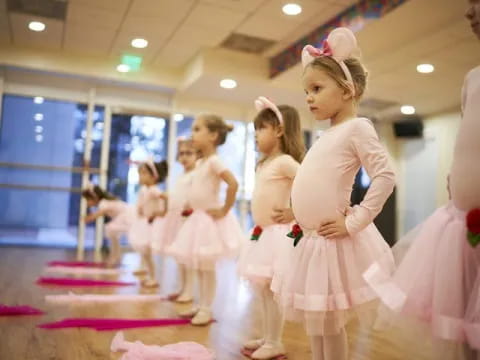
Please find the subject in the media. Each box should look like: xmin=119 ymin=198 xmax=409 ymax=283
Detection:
xmin=226 ymin=123 xmax=234 ymax=132
xmin=158 ymin=160 xmax=168 ymax=173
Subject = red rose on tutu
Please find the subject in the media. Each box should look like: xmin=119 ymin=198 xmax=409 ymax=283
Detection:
xmin=181 ymin=209 xmax=193 ymax=217
xmin=287 ymin=223 xmax=304 ymax=247
xmin=467 ymin=208 xmax=480 ymax=247
xmin=250 ymin=225 xmax=263 ymax=241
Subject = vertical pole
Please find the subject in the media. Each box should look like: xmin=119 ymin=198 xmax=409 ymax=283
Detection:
xmin=77 ymin=88 xmax=96 ymax=260
xmin=94 ymin=105 xmax=112 ymax=261
xmin=167 ymin=112 xmax=177 ymax=191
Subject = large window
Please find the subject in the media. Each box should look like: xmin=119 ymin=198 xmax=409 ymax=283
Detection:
xmin=108 ymin=113 xmax=170 ymax=204
xmin=0 ymin=94 xmax=104 ymax=247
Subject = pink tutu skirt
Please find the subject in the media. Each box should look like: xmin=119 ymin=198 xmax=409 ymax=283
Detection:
xmin=166 ymin=210 xmax=245 ymax=270
xmin=364 ymin=202 xmax=480 ymax=346
xmin=153 ymin=212 xmax=184 ymax=254
xmin=151 ymin=217 xmax=166 ymax=254
xmin=111 ymin=331 xmax=215 ymax=360
xmin=238 ymin=223 xmax=293 ymax=286
xmin=105 ymin=206 xmax=135 ymax=239
xmin=128 ymin=214 xmax=161 ymax=254
xmin=271 ymin=222 xmax=395 ymax=336
xmin=465 ymin=274 xmax=480 ymax=350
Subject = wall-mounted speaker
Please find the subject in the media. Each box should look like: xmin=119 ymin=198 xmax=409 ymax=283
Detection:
xmin=393 ymin=117 xmax=423 ymax=138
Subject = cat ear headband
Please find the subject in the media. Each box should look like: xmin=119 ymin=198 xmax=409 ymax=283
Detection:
xmin=301 ymin=27 xmax=358 ymax=96
xmin=254 ymin=96 xmax=283 ymax=124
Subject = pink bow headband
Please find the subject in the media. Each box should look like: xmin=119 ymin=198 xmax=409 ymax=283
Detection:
xmin=254 ymin=96 xmax=283 ymax=124
xmin=144 ymin=158 xmax=159 ymax=180
xmin=301 ymin=27 xmax=358 ymax=96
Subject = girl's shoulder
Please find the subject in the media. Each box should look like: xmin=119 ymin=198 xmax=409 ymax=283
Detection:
xmin=344 ymin=117 xmax=377 ymax=138
xmin=465 ymin=65 xmax=480 ymax=83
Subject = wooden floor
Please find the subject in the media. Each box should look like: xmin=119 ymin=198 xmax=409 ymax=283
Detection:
xmin=0 ymin=246 xmax=439 ymax=359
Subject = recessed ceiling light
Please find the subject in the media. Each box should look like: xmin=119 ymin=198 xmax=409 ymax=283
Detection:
xmin=401 ymin=105 xmax=416 ymax=115
xmin=34 ymin=113 xmax=44 ymax=121
xmin=282 ymin=3 xmax=302 ymax=16
xmin=220 ymin=79 xmax=237 ymax=89
xmin=35 ymin=134 xmax=43 ymax=142
xmin=116 ymin=64 xmax=130 ymax=73
xmin=131 ymin=38 xmax=148 ymax=49
xmin=33 ymin=96 xmax=44 ymax=104
xmin=417 ymin=63 xmax=435 ymax=74
xmin=29 ymin=21 xmax=46 ymax=32
xmin=173 ymin=113 xmax=184 ymax=122
xmin=35 ymin=125 xmax=43 ymax=133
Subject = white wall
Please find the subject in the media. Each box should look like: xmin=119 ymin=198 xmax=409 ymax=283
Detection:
xmin=382 ymin=111 xmax=461 ymax=237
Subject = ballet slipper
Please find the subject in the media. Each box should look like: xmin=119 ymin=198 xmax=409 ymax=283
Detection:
xmin=178 ymin=306 xmax=199 ymax=318
xmin=191 ymin=309 xmax=213 ymax=326
xmin=251 ymin=344 xmax=286 ymax=360
xmin=243 ymin=339 xmax=265 ymax=350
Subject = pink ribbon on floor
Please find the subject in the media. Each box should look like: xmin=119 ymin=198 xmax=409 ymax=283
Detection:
xmin=44 ymin=266 xmax=123 ymax=276
xmin=38 ymin=317 xmax=190 ymax=331
xmin=36 ymin=277 xmax=135 ymax=287
xmin=0 ymin=304 xmax=44 ymax=316
xmin=45 ymin=293 xmax=165 ymax=304
xmin=47 ymin=261 xmax=107 ymax=268
xmin=111 ymin=331 xmax=216 ymax=359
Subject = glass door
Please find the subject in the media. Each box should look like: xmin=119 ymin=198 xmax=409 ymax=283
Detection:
xmin=107 ymin=111 xmax=170 ymax=203
xmin=0 ymin=94 xmax=106 ymax=257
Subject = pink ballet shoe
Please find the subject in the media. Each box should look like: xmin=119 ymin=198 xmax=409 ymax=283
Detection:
xmin=175 ymin=293 xmax=193 ymax=304
xmin=251 ymin=344 xmax=286 ymax=360
xmin=141 ymin=279 xmax=159 ymax=288
xmin=241 ymin=346 xmax=288 ymax=360
xmin=133 ymin=269 xmax=147 ymax=276
xmin=166 ymin=292 xmax=180 ymax=301
xmin=243 ymin=339 xmax=265 ymax=350
xmin=178 ymin=306 xmax=199 ymax=318
xmin=191 ymin=309 xmax=213 ymax=326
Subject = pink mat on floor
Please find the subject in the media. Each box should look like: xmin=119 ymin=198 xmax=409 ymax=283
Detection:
xmin=44 ymin=266 xmax=123 ymax=276
xmin=111 ymin=331 xmax=215 ymax=359
xmin=38 ymin=317 xmax=190 ymax=331
xmin=45 ymin=293 xmax=165 ymax=304
xmin=0 ymin=305 xmax=44 ymax=316
xmin=47 ymin=261 xmax=107 ymax=268
xmin=36 ymin=277 xmax=135 ymax=287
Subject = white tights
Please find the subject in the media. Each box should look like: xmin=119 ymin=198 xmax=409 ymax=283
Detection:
xmin=310 ymin=328 xmax=348 ymax=360
xmin=255 ymin=284 xmax=285 ymax=348
xmin=198 ymin=269 xmax=216 ymax=311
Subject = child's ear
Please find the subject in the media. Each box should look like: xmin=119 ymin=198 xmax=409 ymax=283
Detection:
xmin=342 ymin=86 xmax=354 ymax=101
xmin=208 ymin=130 xmax=218 ymax=144
xmin=276 ymin=124 xmax=284 ymax=138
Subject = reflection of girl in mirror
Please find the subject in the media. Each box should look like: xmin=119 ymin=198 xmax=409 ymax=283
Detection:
xmin=167 ymin=114 xmax=244 ymax=326
xmin=161 ymin=138 xmax=197 ymax=303
xmin=128 ymin=160 xmax=168 ymax=288
xmin=82 ymin=185 xmax=131 ymax=268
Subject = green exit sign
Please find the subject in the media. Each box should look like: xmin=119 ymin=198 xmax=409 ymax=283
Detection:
xmin=121 ymin=54 xmax=143 ymax=71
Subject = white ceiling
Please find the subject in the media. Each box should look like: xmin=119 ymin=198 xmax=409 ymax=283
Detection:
xmin=0 ymin=0 xmax=479 ymax=121
xmin=1 ymin=0 xmax=356 ymax=66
